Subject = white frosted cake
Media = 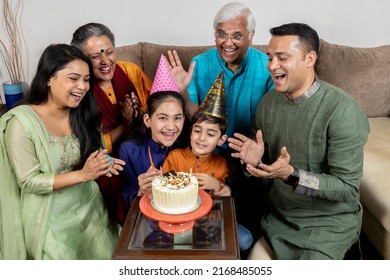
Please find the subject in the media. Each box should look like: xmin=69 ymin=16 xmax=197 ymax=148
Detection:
xmin=151 ymin=171 xmax=199 ymax=214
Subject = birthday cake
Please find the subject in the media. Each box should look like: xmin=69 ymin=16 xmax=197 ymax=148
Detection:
xmin=151 ymin=171 xmax=199 ymax=214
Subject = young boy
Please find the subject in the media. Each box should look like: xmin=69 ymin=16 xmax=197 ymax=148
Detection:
xmin=162 ymin=111 xmax=230 ymax=195
xmin=162 ymin=100 xmax=253 ymax=252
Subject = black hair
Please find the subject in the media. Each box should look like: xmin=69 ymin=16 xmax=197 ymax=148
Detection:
xmin=191 ymin=111 xmax=227 ymax=135
xmin=125 ymin=91 xmax=187 ymax=144
xmin=270 ymin=23 xmax=320 ymax=55
xmin=21 ymin=44 xmax=103 ymax=169
xmin=146 ymin=91 xmax=184 ymax=116
xmin=71 ymin=22 xmax=115 ymax=50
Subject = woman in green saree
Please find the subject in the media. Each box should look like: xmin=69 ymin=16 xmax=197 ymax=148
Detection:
xmin=0 ymin=44 xmax=124 ymax=259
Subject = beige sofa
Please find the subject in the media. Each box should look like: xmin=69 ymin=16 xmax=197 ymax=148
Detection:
xmin=115 ymin=40 xmax=390 ymax=259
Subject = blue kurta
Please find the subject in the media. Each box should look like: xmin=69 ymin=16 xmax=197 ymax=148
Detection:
xmin=119 ymin=136 xmax=171 ymax=207
xmin=188 ymin=47 xmax=274 ymax=144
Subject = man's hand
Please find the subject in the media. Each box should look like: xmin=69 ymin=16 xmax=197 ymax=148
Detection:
xmin=245 ymin=146 xmax=293 ymax=180
xmin=167 ymin=50 xmax=195 ymax=92
xmin=228 ymin=130 xmax=265 ymax=166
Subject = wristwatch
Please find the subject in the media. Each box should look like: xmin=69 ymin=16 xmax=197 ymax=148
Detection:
xmin=284 ymin=166 xmax=300 ymax=189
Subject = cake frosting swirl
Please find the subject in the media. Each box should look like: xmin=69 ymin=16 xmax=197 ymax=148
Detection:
xmin=151 ymin=171 xmax=199 ymax=214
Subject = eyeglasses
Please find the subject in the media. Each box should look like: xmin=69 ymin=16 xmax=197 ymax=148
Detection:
xmin=215 ymin=32 xmax=248 ymax=42
xmin=88 ymin=47 xmax=115 ymax=61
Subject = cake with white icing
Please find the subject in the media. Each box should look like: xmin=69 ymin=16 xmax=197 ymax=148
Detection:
xmin=151 ymin=171 xmax=199 ymax=214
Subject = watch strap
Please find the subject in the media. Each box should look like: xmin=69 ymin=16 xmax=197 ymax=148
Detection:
xmin=284 ymin=166 xmax=300 ymax=189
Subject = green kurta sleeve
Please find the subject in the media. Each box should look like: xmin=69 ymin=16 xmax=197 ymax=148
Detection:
xmin=5 ymin=117 xmax=55 ymax=194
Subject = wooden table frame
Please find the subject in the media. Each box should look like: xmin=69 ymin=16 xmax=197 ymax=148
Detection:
xmin=112 ymin=196 xmax=240 ymax=260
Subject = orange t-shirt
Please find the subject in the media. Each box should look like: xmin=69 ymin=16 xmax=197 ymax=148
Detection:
xmin=162 ymin=147 xmax=229 ymax=184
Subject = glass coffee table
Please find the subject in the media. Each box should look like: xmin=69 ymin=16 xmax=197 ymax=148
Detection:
xmin=112 ymin=196 xmax=240 ymax=260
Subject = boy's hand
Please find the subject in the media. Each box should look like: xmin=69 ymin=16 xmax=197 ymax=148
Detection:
xmin=193 ymin=173 xmax=220 ymax=193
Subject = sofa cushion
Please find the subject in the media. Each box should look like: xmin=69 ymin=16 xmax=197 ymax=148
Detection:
xmin=317 ymin=40 xmax=390 ymax=118
xmin=360 ymin=117 xmax=390 ymax=231
xmin=115 ymin=42 xmax=143 ymax=70
xmin=252 ymin=44 xmax=268 ymax=54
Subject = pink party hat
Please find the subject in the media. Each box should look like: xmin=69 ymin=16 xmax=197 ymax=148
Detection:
xmin=150 ymin=55 xmax=179 ymax=94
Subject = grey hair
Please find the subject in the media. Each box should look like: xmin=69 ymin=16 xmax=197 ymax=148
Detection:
xmin=71 ymin=22 xmax=115 ymax=51
xmin=213 ymin=2 xmax=256 ymax=35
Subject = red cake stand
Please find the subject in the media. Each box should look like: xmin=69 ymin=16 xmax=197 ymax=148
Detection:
xmin=139 ymin=189 xmax=212 ymax=234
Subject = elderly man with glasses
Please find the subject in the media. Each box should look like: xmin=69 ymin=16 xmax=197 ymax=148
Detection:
xmin=170 ymin=2 xmax=273 ymax=136
xmin=168 ymin=2 xmax=274 ymax=253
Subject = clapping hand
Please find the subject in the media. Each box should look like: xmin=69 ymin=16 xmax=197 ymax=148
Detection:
xmin=119 ymin=93 xmax=142 ymax=126
xmin=245 ymin=146 xmax=293 ymax=180
xmin=129 ymin=92 xmax=142 ymax=118
xmin=228 ymin=130 xmax=265 ymax=167
xmin=229 ymin=131 xmax=294 ymax=180
xmin=81 ymin=149 xmax=125 ymax=181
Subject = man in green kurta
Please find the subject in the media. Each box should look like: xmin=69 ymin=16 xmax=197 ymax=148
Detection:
xmin=228 ymin=23 xmax=370 ymax=259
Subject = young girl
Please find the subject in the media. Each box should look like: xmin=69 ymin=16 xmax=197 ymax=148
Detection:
xmin=119 ymin=90 xmax=186 ymax=208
